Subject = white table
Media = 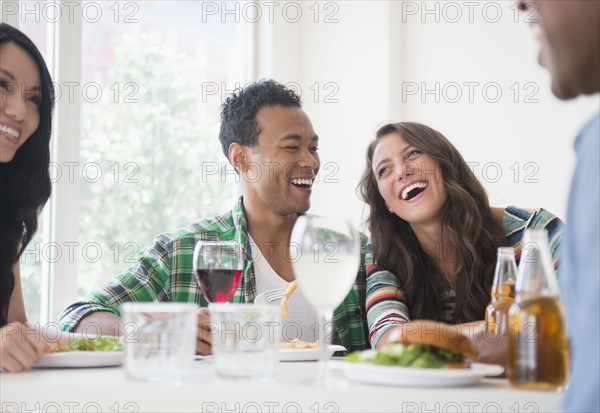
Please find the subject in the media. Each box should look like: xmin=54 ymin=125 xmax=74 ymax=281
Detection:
xmin=1 ymin=361 xmax=562 ymax=413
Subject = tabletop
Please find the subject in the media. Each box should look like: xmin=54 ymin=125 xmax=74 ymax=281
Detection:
xmin=1 ymin=360 xmax=562 ymax=413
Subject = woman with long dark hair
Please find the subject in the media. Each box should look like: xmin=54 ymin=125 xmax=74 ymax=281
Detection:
xmin=0 ymin=23 xmax=54 ymax=372
xmin=359 ymin=122 xmax=562 ymax=353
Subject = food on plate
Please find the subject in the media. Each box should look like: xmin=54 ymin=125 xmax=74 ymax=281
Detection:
xmin=394 ymin=320 xmax=476 ymax=359
xmin=281 ymin=281 xmax=297 ymax=319
xmin=51 ymin=337 xmax=123 ymax=353
xmin=346 ymin=343 xmax=470 ymax=368
xmin=280 ymin=338 xmax=319 ymax=349
xmin=346 ymin=321 xmax=476 ymax=368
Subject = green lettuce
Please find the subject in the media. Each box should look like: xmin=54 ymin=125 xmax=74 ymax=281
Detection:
xmin=345 ymin=343 xmax=464 ymax=368
xmin=52 ymin=337 xmax=123 ymax=352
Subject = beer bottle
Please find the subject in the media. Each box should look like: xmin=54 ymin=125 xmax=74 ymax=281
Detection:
xmin=508 ymin=229 xmax=569 ymax=390
xmin=485 ymin=247 xmax=517 ymax=335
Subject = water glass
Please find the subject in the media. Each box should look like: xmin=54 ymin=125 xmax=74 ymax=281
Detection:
xmin=209 ymin=303 xmax=281 ymax=380
xmin=121 ymin=302 xmax=198 ymax=382
xmin=290 ymin=215 xmax=360 ymax=383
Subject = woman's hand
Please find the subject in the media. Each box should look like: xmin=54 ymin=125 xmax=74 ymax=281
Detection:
xmin=0 ymin=322 xmax=51 ymax=372
xmin=378 ymin=320 xmax=508 ymax=366
xmin=377 ymin=320 xmax=477 ymax=358
xmin=469 ymin=328 xmax=509 ymax=367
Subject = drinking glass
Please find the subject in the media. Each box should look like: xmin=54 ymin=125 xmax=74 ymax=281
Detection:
xmin=193 ymin=241 xmax=243 ymax=303
xmin=290 ymin=216 xmax=360 ymax=382
xmin=122 ymin=302 xmax=198 ymax=382
xmin=210 ymin=303 xmax=281 ymax=380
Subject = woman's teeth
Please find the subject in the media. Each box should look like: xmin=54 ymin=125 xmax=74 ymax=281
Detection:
xmin=401 ymin=181 xmax=428 ymax=200
xmin=0 ymin=125 xmax=20 ymax=139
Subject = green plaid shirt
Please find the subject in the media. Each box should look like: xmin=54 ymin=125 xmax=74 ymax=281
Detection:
xmin=58 ymin=197 xmax=370 ymax=352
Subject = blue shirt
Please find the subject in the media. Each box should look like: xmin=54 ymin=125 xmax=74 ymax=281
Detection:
xmin=561 ymin=112 xmax=600 ymax=412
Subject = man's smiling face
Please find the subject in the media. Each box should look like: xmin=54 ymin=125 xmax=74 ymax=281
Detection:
xmin=519 ymin=0 xmax=600 ymax=99
xmin=241 ymin=104 xmax=320 ymax=216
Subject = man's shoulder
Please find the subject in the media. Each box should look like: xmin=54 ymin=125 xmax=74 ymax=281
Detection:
xmin=581 ymin=112 xmax=599 ymax=137
xmin=575 ymin=111 xmax=600 ymax=154
xmin=149 ymin=209 xmax=239 ymax=251
xmin=177 ymin=209 xmax=238 ymax=240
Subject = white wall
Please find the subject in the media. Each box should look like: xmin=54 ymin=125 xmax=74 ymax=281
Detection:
xmin=256 ymin=1 xmax=599 ymax=229
xmin=399 ymin=1 xmax=598 ymax=220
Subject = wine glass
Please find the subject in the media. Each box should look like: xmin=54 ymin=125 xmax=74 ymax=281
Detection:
xmin=193 ymin=241 xmax=243 ymax=303
xmin=290 ymin=216 xmax=360 ymax=382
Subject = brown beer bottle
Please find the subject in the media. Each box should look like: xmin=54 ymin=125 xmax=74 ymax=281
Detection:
xmin=485 ymin=247 xmax=517 ymax=335
xmin=508 ymin=230 xmax=569 ymax=390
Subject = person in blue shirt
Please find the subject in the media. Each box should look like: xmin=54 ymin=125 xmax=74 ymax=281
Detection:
xmin=518 ymin=1 xmax=599 ymax=411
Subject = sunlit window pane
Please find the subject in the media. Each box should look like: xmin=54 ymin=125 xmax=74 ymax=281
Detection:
xmin=77 ymin=1 xmax=246 ymax=296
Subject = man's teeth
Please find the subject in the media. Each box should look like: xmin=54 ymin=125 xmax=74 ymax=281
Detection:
xmin=0 ymin=125 xmax=19 ymax=139
xmin=290 ymin=178 xmax=313 ymax=186
xmin=401 ymin=182 xmax=428 ymax=200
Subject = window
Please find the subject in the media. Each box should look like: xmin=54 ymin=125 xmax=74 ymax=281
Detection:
xmin=8 ymin=1 xmax=251 ymax=322
xmin=77 ymin=1 xmax=248 ymax=296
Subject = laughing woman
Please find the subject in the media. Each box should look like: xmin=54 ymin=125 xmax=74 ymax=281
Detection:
xmin=359 ymin=122 xmax=562 ymax=356
xmin=0 ymin=23 xmax=54 ymax=371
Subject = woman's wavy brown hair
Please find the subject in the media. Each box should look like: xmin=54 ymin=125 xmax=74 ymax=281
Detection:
xmin=358 ymin=122 xmax=505 ymax=323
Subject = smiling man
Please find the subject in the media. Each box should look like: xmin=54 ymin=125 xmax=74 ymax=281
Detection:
xmin=58 ymin=80 xmax=370 ymax=355
xmin=518 ymin=1 xmax=600 ymax=411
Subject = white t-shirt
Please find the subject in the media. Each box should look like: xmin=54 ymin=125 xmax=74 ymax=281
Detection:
xmin=249 ymin=235 xmax=319 ymax=343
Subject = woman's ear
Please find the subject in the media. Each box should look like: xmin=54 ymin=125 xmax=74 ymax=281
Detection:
xmin=385 ymin=202 xmax=394 ymax=214
xmin=228 ymin=143 xmax=249 ymax=173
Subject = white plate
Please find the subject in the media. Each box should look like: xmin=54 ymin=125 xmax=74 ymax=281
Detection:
xmin=333 ymin=361 xmax=504 ymax=387
xmin=279 ymin=345 xmax=346 ymax=362
xmin=33 ymin=351 xmax=123 ymax=369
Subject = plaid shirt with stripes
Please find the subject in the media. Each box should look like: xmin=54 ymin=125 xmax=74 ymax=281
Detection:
xmin=58 ymin=197 xmax=371 ymax=352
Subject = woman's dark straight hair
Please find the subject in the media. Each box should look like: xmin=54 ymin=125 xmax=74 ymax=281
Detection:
xmin=0 ymin=23 xmax=54 ymax=326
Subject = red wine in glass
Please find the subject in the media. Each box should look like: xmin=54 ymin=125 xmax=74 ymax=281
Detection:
xmin=193 ymin=241 xmax=243 ymax=303
xmin=195 ymin=269 xmax=242 ymax=303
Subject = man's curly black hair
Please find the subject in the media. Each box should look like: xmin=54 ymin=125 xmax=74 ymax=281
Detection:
xmin=218 ymin=79 xmax=302 ymax=162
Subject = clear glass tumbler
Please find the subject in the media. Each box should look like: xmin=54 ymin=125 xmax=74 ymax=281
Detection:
xmin=121 ymin=302 xmax=198 ymax=382
xmin=209 ymin=303 xmax=281 ymax=380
